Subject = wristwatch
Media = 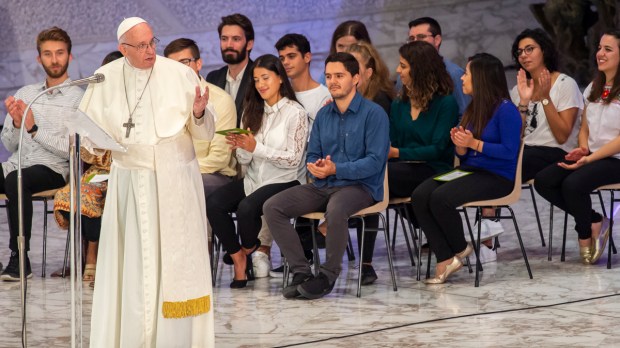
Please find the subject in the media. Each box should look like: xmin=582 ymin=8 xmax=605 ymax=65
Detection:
xmin=541 ymin=98 xmax=549 ymax=106
xmin=27 ymin=124 xmax=38 ymax=134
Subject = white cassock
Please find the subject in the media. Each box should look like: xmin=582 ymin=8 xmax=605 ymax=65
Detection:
xmin=79 ymin=55 xmax=215 ymax=348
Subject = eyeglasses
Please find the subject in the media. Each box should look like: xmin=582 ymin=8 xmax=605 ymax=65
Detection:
xmin=178 ymin=58 xmax=198 ymax=66
xmin=406 ymin=33 xmax=435 ymax=43
xmin=514 ymin=45 xmax=537 ymax=58
xmin=122 ymin=37 xmax=160 ymax=52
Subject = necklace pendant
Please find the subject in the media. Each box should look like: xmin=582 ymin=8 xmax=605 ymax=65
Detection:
xmin=123 ymin=118 xmax=136 ymax=138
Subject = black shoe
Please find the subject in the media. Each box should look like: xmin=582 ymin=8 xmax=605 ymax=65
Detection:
xmin=297 ymin=272 xmax=335 ymax=300
xmin=282 ymin=272 xmax=314 ymax=299
xmin=1 ymin=251 xmax=32 ymax=281
xmin=360 ymin=264 xmax=378 ymax=285
xmin=230 ymin=254 xmax=254 ymax=289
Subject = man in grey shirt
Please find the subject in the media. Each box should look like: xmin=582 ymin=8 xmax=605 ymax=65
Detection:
xmin=1 ymin=26 xmax=84 ymax=280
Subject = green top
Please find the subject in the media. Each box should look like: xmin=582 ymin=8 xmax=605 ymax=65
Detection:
xmin=389 ymin=94 xmax=459 ymax=173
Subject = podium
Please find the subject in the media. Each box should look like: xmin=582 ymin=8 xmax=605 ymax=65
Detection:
xmin=65 ymin=110 xmax=125 ymax=348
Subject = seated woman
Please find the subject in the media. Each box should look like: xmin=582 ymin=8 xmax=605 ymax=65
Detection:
xmin=535 ymin=30 xmax=620 ymax=265
xmin=318 ymin=20 xmax=372 ymax=85
xmin=412 ymin=53 xmax=522 ymax=284
xmin=348 ymin=41 xmax=457 ymax=284
xmin=477 ymin=28 xmax=584 ymax=263
xmin=52 ymin=50 xmax=122 ymax=286
xmin=207 ymin=54 xmax=308 ymax=288
xmin=54 ymin=149 xmax=111 ymax=284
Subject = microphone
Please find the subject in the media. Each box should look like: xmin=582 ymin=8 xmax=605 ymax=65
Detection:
xmin=61 ymin=73 xmax=105 ymax=87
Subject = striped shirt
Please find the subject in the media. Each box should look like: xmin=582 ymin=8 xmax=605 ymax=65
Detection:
xmin=1 ymin=78 xmax=84 ymax=180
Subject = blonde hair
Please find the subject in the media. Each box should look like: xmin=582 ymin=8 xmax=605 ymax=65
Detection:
xmin=346 ymin=42 xmax=395 ymax=101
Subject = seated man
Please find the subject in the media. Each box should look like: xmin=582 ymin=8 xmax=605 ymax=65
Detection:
xmin=164 ymin=38 xmax=237 ymax=247
xmin=264 ymin=52 xmax=389 ymax=300
xmin=1 ymin=27 xmax=84 ymax=280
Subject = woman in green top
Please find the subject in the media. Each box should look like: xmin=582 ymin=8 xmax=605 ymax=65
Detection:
xmin=389 ymin=41 xmax=459 ymax=210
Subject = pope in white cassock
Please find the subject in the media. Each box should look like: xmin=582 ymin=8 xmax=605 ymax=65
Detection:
xmin=79 ymin=17 xmax=215 ymax=347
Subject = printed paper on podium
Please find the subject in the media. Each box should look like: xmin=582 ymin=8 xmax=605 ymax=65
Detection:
xmin=66 ymin=109 xmax=127 ymax=152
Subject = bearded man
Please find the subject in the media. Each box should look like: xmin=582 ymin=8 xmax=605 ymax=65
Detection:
xmin=206 ymin=13 xmax=255 ymax=126
xmin=79 ymin=17 xmax=215 ymax=347
xmin=1 ymin=26 xmax=84 ymax=280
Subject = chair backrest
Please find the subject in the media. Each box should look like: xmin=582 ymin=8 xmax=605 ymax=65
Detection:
xmin=353 ymin=165 xmax=389 ymax=216
xmin=462 ymin=140 xmax=524 ymax=207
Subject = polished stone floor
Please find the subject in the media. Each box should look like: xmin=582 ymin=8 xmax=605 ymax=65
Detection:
xmin=0 ymin=192 xmax=619 ymax=347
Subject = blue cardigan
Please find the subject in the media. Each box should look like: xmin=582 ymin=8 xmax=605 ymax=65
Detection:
xmin=458 ymin=100 xmax=522 ymax=181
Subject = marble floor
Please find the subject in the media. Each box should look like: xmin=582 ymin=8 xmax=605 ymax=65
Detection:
xmin=0 ymin=192 xmax=619 ymax=347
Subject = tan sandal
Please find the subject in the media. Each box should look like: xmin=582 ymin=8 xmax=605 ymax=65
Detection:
xmin=83 ymin=264 xmax=96 ymax=282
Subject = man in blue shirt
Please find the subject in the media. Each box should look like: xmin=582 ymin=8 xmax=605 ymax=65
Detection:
xmin=264 ymin=52 xmax=389 ymax=300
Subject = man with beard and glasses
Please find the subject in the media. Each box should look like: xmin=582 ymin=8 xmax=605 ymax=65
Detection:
xmin=264 ymin=53 xmax=389 ymax=300
xmin=206 ymin=13 xmax=255 ymax=126
xmin=1 ymin=26 xmax=84 ymax=280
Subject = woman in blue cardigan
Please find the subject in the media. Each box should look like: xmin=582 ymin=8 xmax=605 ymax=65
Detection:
xmin=412 ymin=53 xmax=522 ymax=284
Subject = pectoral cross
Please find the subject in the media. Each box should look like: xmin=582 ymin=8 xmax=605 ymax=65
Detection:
xmin=123 ymin=118 xmax=135 ymax=138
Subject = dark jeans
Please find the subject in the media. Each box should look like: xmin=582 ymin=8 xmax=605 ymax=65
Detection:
xmin=412 ymin=167 xmax=513 ymax=263
xmin=207 ymin=179 xmax=299 ymax=254
xmin=0 ymin=165 xmax=66 ymax=252
xmin=59 ymin=211 xmax=101 ymax=242
xmin=264 ymin=184 xmax=374 ymax=282
xmin=522 ymin=145 xmax=567 ymax=182
xmin=534 ymin=157 xmax=620 ymax=239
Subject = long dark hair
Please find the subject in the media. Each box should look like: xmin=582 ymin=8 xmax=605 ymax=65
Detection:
xmin=460 ymin=53 xmax=510 ymax=138
xmin=511 ymin=28 xmax=559 ymax=79
xmin=398 ymin=41 xmax=453 ymax=110
xmin=329 ymin=20 xmax=372 ymax=56
xmin=588 ymin=30 xmax=620 ymax=105
xmin=241 ymin=54 xmax=298 ymax=132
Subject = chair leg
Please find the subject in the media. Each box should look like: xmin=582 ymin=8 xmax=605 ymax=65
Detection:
xmin=474 ymin=207 xmax=483 ymax=287
xmin=42 ymin=198 xmax=48 ymax=277
xmin=310 ymin=222 xmax=320 ymax=276
xmin=62 ymin=230 xmax=70 ymax=278
xmin=461 ymin=208 xmax=475 ymax=274
xmin=506 ymin=206 xmax=533 ymax=279
xmin=346 ymin=233 xmax=355 ymax=261
xmin=416 ymin=227 xmax=423 ymax=281
xmin=561 ymin=211 xmax=568 ymax=262
xmin=528 ymin=185 xmax=546 ymax=247
xmin=379 ymin=213 xmax=397 ymax=292
xmin=548 ymin=204 xmax=554 ymax=261
xmin=609 ymin=192 xmax=615 ymax=269
xmin=397 ymin=205 xmax=415 ymax=266
xmin=357 ymin=217 xmax=365 ymax=298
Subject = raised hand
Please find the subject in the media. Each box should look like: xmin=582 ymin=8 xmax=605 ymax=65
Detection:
xmin=193 ymin=86 xmax=209 ymax=118
xmin=516 ymin=68 xmax=533 ymax=104
xmin=537 ymin=68 xmax=552 ymax=101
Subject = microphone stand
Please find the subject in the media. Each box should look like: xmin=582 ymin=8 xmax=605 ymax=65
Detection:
xmin=17 ymin=84 xmax=83 ymax=348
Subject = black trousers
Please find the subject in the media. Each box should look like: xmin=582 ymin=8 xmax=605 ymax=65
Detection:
xmin=522 ymin=145 xmax=567 ymax=182
xmin=59 ymin=211 xmax=101 ymax=242
xmin=207 ymin=179 xmax=299 ymax=254
xmin=356 ymin=162 xmax=437 ymax=263
xmin=0 ymin=165 xmax=66 ymax=252
xmin=412 ymin=167 xmax=513 ymax=263
xmin=535 ymin=157 xmax=620 ymax=239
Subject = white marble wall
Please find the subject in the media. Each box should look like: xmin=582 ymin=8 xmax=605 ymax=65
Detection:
xmin=0 ymin=0 xmax=542 ymax=118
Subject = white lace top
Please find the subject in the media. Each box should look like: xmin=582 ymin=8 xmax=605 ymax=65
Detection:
xmin=236 ymin=97 xmax=309 ymax=194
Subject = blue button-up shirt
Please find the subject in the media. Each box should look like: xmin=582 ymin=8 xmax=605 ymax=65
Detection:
xmin=307 ymin=92 xmax=389 ymax=201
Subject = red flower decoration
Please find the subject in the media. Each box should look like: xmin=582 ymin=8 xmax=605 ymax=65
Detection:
xmin=602 ymin=88 xmax=611 ymax=100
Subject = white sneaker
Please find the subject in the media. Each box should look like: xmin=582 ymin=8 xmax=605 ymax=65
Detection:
xmin=466 ymin=220 xmax=504 ymax=242
xmin=252 ymin=251 xmax=271 ymax=278
xmin=463 ymin=244 xmax=497 ymax=265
